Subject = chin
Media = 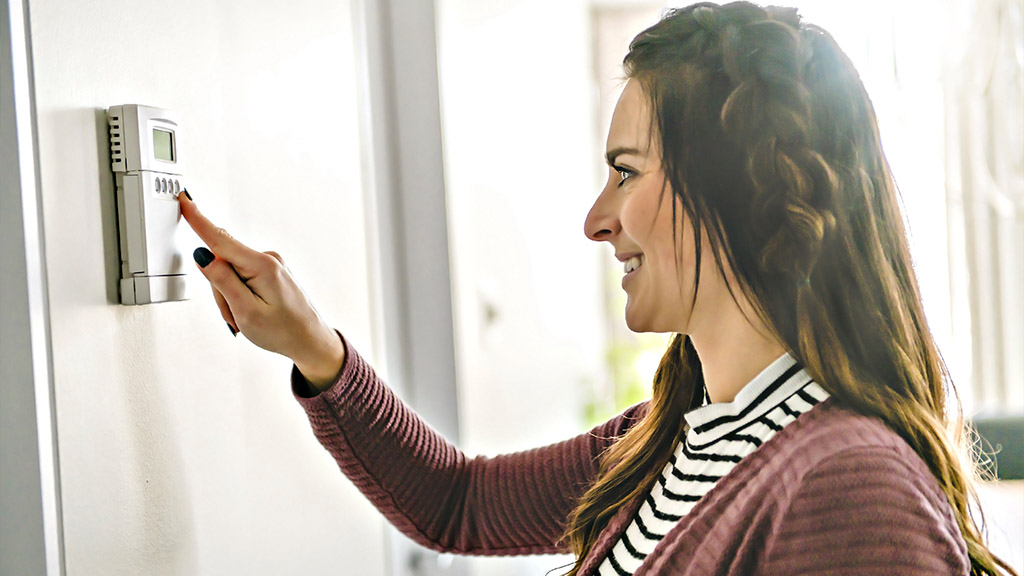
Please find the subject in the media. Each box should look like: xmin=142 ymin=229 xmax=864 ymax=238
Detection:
xmin=623 ymin=305 xmax=650 ymax=333
xmin=625 ymin=302 xmax=681 ymax=334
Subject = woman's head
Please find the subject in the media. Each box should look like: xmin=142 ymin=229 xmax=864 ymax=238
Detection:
xmin=585 ymin=80 xmax=743 ymax=336
xmin=587 ymin=2 xmax=871 ymax=346
xmin=566 ymin=3 xmax=1015 ymax=575
xmin=613 ymin=1 xmax=903 ymax=358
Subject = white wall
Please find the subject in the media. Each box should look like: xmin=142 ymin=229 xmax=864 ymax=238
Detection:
xmin=27 ymin=0 xmax=385 ymax=574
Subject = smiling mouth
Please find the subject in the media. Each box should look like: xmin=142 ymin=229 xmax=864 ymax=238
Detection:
xmin=624 ymin=255 xmax=644 ymax=274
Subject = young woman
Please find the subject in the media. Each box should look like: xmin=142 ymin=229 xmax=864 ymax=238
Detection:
xmin=180 ymin=2 xmax=1015 ymax=574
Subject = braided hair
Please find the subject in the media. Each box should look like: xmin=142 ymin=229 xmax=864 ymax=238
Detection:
xmin=562 ymin=3 xmax=1015 ymax=575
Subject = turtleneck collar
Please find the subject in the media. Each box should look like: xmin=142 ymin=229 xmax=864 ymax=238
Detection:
xmin=684 ymin=353 xmax=814 ymax=445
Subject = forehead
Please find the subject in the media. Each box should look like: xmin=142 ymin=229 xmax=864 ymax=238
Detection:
xmin=607 ymin=80 xmax=653 ymax=153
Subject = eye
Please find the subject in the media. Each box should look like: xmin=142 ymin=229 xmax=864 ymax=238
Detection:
xmin=615 ymin=166 xmax=635 ymax=186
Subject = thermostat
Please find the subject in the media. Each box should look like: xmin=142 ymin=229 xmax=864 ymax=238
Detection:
xmin=107 ymin=104 xmax=189 ymax=305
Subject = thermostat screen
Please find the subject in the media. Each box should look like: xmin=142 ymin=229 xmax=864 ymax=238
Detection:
xmin=153 ymin=128 xmax=174 ymax=162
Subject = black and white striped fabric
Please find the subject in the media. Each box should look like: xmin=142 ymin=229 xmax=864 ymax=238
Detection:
xmin=597 ymin=354 xmax=830 ymax=576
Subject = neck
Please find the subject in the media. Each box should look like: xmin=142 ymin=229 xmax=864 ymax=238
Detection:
xmin=689 ymin=306 xmax=787 ymax=404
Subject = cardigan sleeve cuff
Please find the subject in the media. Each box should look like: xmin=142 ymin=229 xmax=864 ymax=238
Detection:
xmin=291 ymin=330 xmax=360 ymax=405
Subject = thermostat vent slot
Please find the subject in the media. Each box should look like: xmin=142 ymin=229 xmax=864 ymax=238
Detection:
xmin=108 ymin=113 xmax=125 ymax=170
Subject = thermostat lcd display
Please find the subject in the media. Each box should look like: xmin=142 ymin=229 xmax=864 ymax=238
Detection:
xmin=153 ymin=128 xmax=174 ymax=162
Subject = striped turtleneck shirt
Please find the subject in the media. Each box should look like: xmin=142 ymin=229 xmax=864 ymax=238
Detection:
xmin=597 ymin=354 xmax=830 ymax=576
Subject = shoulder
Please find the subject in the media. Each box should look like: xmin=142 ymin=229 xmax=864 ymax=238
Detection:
xmin=767 ymin=398 xmax=955 ymax=515
xmin=763 ymin=397 xmax=933 ymax=480
xmin=756 ymin=398 xmax=970 ymax=574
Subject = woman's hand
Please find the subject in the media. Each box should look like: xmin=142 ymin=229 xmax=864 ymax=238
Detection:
xmin=178 ymin=192 xmax=345 ymax=391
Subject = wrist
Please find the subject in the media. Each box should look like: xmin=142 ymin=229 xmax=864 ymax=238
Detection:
xmin=294 ymin=328 xmax=346 ymax=393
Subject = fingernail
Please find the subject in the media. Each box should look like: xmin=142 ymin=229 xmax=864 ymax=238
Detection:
xmin=193 ymin=247 xmax=214 ymax=268
xmin=183 ymin=189 xmax=193 ymax=201
xmin=227 ymin=322 xmax=238 ymax=337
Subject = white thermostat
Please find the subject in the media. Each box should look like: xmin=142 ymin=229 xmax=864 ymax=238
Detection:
xmin=107 ymin=104 xmax=189 ymax=305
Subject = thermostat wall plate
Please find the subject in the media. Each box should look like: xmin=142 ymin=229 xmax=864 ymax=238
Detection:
xmin=107 ymin=104 xmax=189 ymax=305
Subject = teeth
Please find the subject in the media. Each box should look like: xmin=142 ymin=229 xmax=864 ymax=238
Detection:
xmin=623 ymin=255 xmax=644 ymax=274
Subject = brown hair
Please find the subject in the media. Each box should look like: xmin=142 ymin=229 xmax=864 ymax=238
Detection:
xmin=562 ymin=3 xmax=1016 ymax=575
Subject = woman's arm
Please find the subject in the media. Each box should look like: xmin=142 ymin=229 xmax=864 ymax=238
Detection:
xmin=295 ymin=335 xmax=648 ymax=556
xmin=176 ymin=194 xmax=641 ymax=554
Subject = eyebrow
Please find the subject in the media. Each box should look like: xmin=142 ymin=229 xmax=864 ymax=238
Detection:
xmin=605 ymin=146 xmax=645 ymax=166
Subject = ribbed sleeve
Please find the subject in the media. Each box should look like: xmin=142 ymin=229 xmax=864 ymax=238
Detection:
xmin=761 ymin=446 xmax=970 ymax=575
xmin=293 ymin=336 xmax=648 ymax=556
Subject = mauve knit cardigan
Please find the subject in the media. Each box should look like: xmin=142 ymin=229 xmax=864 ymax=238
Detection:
xmin=293 ymin=337 xmax=970 ymax=575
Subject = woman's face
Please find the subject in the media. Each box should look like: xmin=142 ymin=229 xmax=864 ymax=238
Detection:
xmin=585 ymin=80 xmax=729 ymax=334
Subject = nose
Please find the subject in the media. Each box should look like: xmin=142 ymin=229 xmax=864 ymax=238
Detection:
xmin=584 ymin=183 xmax=620 ymax=242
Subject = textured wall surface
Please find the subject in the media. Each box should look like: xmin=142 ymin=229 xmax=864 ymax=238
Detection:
xmin=27 ymin=0 xmax=386 ymax=574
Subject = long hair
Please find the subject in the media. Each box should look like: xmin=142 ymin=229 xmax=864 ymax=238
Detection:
xmin=562 ymin=3 xmax=1016 ymax=575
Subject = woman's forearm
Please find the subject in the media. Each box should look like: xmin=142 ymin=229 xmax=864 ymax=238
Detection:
xmin=293 ymin=337 xmax=647 ymax=555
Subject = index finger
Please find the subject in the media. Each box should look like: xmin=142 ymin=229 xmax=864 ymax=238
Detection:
xmin=179 ymin=192 xmax=263 ymax=276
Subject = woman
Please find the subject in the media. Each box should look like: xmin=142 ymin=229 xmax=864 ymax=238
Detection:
xmin=180 ymin=2 xmax=1015 ymax=574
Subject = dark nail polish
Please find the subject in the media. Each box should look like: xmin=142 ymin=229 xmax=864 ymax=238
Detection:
xmin=193 ymin=247 xmax=214 ymax=268
xmin=183 ymin=189 xmax=193 ymax=201
xmin=227 ymin=323 xmax=238 ymax=337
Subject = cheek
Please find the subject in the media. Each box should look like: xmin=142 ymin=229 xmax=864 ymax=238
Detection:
xmin=622 ymin=178 xmax=696 ymax=277
xmin=651 ymin=205 xmax=694 ymax=272
xmin=619 ymin=197 xmax=649 ymax=242
xmin=621 ymin=193 xmax=667 ymax=248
